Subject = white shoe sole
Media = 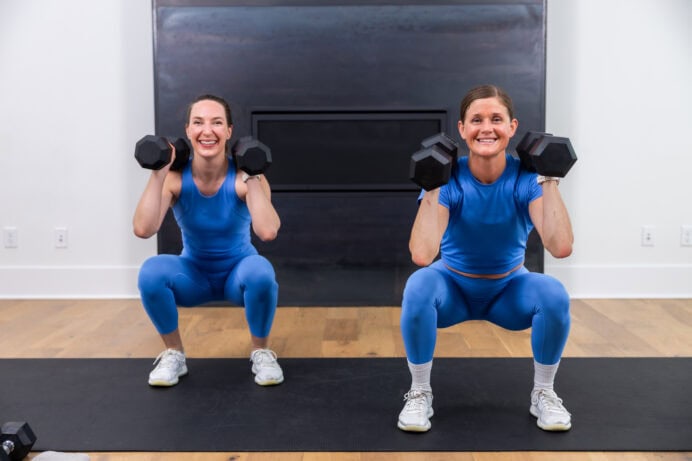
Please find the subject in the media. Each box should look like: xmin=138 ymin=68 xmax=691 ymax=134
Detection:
xmin=254 ymin=375 xmax=284 ymax=386
xmin=148 ymin=368 xmax=188 ymax=387
xmin=397 ymin=420 xmax=432 ymax=432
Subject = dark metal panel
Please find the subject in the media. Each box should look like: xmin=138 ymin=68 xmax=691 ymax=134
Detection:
xmin=152 ymin=2 xmax=546 ymax=141
xmin=152 ymin=1 xmax=547 ymax=305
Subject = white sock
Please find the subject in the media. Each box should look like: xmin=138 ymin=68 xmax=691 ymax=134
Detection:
xmin=408 ymin=360 xmax=433 ymax=392
xmin=533 ymin=360 xmax=559 ymax=391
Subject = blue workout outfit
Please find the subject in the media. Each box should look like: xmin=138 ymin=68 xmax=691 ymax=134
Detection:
xmin=137 ymin=159 xmax=278 ymax=338
xmin=401 ymin=154 xmax=570 ymax=365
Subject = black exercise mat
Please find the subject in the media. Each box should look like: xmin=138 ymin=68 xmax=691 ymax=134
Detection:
xmin=1 ymin=358 xmax=690 ymax=452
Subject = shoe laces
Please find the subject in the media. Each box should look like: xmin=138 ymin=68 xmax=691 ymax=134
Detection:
xmin=153 ymin=349 xmax=184 ymax=369
xmin=535 ymin=389 xmax=570 ymax=415
xmin=402 ymin=389 xmax=431 ymax=413
xmin=250 ymin=349 xmax=278 ymax=367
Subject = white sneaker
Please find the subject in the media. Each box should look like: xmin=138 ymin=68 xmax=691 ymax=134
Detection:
xmin=250 ymin=349 xmax=284 ymax=386
xmin=148 ymin=349 xmax=188 ymax=387
xmin=530 ymin=388 xmax=572 ymax=431
xmin=397 ymin=389 xmax=434 ymax=432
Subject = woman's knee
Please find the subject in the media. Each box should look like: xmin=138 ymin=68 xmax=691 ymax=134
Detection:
xmin=241 ymin=256 xmax=278 ymax=291
xmin=402 ymin=268 xmax=441 ymax=318
xmin=137 ymin=256 xmax=170 ymax=294
xmin=540 ymin=276 xmax=571 ymax=321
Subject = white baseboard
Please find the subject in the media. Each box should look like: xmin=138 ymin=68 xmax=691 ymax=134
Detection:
xmin=0 ymin=266 xmax=141 ymax=299
xmin=545 ymin=263 xmax=692 ymax=298
xmin=1 ymin=264 xmax=690 ymax=299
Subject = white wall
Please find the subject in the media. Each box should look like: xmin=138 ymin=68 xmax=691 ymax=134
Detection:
xmin=544 ymin=0 xmax=692 ymax=296
xmin=0 ymin=0 xmax=690 ymax=299
xmin=0 ymin=0 xmax=156 ymax=297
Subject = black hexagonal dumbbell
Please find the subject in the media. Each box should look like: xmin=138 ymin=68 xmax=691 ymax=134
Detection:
xmin=1 ymin=421 xmax=36 ymax=461
xmin=409 ymin=132 xmax=459 ymax=191
xmin=232 ymin=136 xmax=272 ymax=176
xmin=516 ymin=131 xmax=577 ymax=178
xmin=134 ymin=135 xmax=191 ymax=172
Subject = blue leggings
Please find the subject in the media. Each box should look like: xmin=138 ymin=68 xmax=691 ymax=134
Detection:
xmin=137 ymin=254 xmax=278 ymax=337
xmin=401 ymin=261 xmax=570 ymax=365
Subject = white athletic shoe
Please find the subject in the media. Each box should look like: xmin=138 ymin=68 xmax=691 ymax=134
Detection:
xmin=148 ymin=349 xmax=188 ymax=387
xmin=530 ymin=388 xmax=572 ymax=431
xmin=397 ymin=388 xmax=434 ymax=432
xmin=250 ymin=349 xmax=284 ymax=386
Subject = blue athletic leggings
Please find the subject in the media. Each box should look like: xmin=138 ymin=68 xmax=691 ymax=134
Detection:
xmin=137 ymin=254 xmax=278 ymax=337
xmin=401 ymin=261 xmax=570 ymax=365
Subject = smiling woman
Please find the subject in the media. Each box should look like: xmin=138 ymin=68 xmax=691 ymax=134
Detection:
xmin=398 ymin=84 xmax=575 ymax=434
xmin=132 ymin=94 xmax=284 ymax=389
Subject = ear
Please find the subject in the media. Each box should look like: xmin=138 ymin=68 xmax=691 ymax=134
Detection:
xmin=227 ymin=125 xmax=233 ymax=140
xmin=509 ymin=118 xmax=518 ymax=137
xmin=457 ymin=120 xmax=466 ymax=141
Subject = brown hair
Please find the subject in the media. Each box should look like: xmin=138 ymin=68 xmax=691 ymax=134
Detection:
xmin=185 ymin=94 xmax=233 ymax=126
xmin=459 ymin=84 xmax=515 ymax=122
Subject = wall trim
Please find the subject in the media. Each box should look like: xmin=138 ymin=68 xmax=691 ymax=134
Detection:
xmin=1 ymin=264 xmax=690 ymax=300
xmin=0 ymin=266 xmax=141 ymax=299
xmin=546 ymin=263 xmax=692 ymax=299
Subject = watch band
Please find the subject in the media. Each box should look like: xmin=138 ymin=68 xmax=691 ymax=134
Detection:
xmin=242 ymin=172 xmax=261 ymax=183
xmin=536 ymin=175 xmax=560 ymax=185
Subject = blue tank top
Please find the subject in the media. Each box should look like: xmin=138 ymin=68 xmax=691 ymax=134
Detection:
xmin=436 ymin=154 xmax=542 ymax=274
xmin=172 ymin=159 xmax=257 ymax=268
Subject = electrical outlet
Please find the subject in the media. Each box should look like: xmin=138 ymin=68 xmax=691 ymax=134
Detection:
xmin=3 ymin=227 xmax=18 ymax=248
xmin=54 ymin=227 xmax=68 ymax=248
xmin=641 ymin=226 xmax=655 ymax=247
xmin=682 ymin=225 xmax=692 ymax=247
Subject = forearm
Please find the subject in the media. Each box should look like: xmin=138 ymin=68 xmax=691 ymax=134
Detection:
xmin=540 ymin=182 xmax=573 ymax=258
xmin=409 ymin=190 xmax=443 ymax=266
xmin=246 ymin=179 xmax=280 ymax=241
xmin=133 ymin=172 xmax=167 ymax=238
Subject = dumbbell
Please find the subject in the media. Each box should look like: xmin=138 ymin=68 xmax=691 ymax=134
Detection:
xmin=134 ymin=135 xmax=191 ymax=171
xmin=231 ymin=136 xmax=272 ymax=176
xmin=516 ymin=131 xmax=577 ymax=178
xmin=409 ymin=132 xmax=459 ymax=191
xmin=1 ymin=422 xmax=36 ymax=461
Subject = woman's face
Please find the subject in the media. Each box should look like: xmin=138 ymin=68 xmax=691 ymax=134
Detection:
xmin=458 ymin=97 xmax=517 ymax=158
xmin=185 ymin=99 xmax=232 ymax=158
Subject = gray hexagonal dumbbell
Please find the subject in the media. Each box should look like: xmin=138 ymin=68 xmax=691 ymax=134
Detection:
xmin=232 ymin=136 xmax=272 ymax=176
xmin=1 ymin=421 xmax=36 ymax=461
xmin=134 ymin=135 xmax=191 ymax=171
xmin=409 ymin=132 xmax=459 ymax=191
xmin=516 ymin=131 xmax=577 ymax=178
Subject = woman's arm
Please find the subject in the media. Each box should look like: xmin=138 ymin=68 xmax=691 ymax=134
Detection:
xmin=529 ymin=180 xmax=574 ymax=258
xmin=240 ymin=174 xmax=281 ymax=242
xmin=409 ymin=189 xmax=450 ymax=266
xmin=133 ymin=170 xmax=180 ymax=239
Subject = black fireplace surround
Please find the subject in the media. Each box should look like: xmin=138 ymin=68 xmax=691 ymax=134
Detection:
xmin=153 ymin=0 xmax=547 ymax=306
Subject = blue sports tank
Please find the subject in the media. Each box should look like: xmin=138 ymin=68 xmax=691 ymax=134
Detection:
xmin=172 ymin=159 xmax=258 ymax=269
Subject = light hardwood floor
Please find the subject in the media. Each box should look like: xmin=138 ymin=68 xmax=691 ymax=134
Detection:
xmin=1 ymin=298 xmax=690 ymax=461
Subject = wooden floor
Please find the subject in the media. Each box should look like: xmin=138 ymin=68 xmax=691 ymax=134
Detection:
xmin=1 ymin=298 xmax=690 ymax=461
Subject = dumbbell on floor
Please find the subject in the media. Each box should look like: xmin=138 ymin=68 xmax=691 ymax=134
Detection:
xmin=134 ymin=135 xmax=191 ymax=171
xmin=409 ymin=132 xmax=459 ymax=191
xmin=232 ymin=136 xmax=272 ymax=176
xmin=1 ymin=421 xmax=36 ymax=461
xmin=516 ymin=131 xmax=577 ymax=178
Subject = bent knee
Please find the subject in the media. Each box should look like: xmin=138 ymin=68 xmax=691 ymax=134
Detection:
xmin=402 ymin=269 xmax=441 ymax=317
xmin=241 ymin=256 xmax=277 ymax=288
xmin=138 ymin=257 xmax=170 ymax=292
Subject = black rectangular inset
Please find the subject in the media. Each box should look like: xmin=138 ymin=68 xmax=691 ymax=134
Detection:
xmin=252 ymin=112 xmax=446 ymax=191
